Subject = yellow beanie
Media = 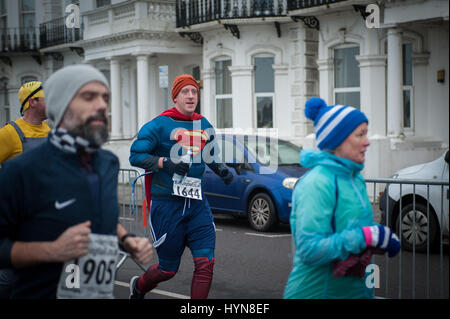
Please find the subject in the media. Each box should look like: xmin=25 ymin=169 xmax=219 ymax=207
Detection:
xmin=18 ymin=81 xmax=45 ymax=115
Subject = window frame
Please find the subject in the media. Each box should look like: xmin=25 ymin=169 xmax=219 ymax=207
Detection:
xmin=402 ymin=42 xmax=414 ymax=133
xmin=332 ymin=44 xmax=361 ymax=109
xmin=0 ymin=0 xmax=7 ymax=31
xmin=20 ymin=0 xmax=35 ymax=29
xmin=214 ymin=58 xmax=233 ymax=128
xmin=253 ymin=55 xmax=275 ymax=128
xmin=96 ymin=0 xmax=111 ymax=9
xmin=20 ymin=75 xmax=38 ymax=84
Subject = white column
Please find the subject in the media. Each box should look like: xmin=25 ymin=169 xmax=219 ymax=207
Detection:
xmin=130 ymin=68 xmax=138 ymax=137
xmin=136 ymin=54 xmax=149 ymax=131
xmin=316 ymin=58 xmax=334 ymax=105
xmin=357 ymin=55 xmax=387 ymax=136
xmin=148 ymin=57 xmax=158 ymax=120
xmin=229 ymin=65 xmax=254 ymax=130
xmin=387 ymin=28 xmax=404 ymax=137
xmin=201 ymin=68 xmax=215 ymax=125
xmin=110 ymin=58 xmax=122 ymax=138
xmin=273 ymin=64 xmax=290 ymax=138
xmin=122 ymin=64 xmax=131 ymax=138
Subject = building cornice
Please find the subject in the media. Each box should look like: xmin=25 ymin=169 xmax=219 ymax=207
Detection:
xmin=81 ymin=30 xmax=185 ymax=48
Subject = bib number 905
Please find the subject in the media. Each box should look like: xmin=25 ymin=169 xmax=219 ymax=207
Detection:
xmin=57 ymin=233 xmax=118 ymax=299
xmin=83 ymin=259 xmax=115 ymax=285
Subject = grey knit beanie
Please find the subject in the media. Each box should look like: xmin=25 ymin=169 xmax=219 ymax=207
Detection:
xmin=44 ymin=64 xmax=110 ymax=127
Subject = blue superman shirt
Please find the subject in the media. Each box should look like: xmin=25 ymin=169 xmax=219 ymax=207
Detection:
xmin=129 ymin=108 xmax=221 ymax=197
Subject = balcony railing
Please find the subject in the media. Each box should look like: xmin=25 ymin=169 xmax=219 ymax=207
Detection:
xmin=176 ymin=0 xmax=289 ymax=28
xmin=0 ymin=27 xmax=40 ymax=53
xmin=287 ymin=0 xmax=348 ymax=11
xmin=39 ymin=17 xmax=83 ymax=49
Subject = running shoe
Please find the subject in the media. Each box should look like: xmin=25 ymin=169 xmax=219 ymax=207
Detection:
xmin=129 ymin=276 xmax=145 ymax=299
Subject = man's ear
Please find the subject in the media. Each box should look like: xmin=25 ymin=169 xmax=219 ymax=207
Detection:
xmin=27 ymin=98 xmax=36 ymax=108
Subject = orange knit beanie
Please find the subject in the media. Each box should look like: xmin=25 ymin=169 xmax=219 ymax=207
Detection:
xmin=171 ymin=74 xmax=199 ymax=102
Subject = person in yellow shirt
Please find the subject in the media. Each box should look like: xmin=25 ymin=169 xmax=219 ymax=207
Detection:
xmin=0 ymin=81 xmax=50 ymax=163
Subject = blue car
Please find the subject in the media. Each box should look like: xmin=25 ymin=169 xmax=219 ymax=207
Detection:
xmin=202 ymin=134 xmax=308 ymax=232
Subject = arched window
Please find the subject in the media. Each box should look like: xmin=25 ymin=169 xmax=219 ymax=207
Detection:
xmin=0 ymin=77 xmax=9 ymax=123
xmin=215 ymin=59 xmax=232 ymax=128
xmin=402 ymin=43 xmax=413 ymax=130
xmin=96 ymin=0 xmax=111 ymax=8
xmin=333 ymin=45 xmax=360 ymax=109
xmin=21 ymin=75 xmax=37 ymax=84
xmin=20 ymin=0 xmax=36 ymax=49
xmin=253 ymin=55 xmax=274 ymax=128
xmin=0 ymin=0 xmax=7 ymax=32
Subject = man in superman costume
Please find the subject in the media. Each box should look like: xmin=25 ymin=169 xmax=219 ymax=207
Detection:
xmin=129 ymin=74 xmax=233 ymax=299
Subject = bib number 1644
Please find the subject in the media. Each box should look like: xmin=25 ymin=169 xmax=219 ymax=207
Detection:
xmin=172 ymin=177 xmax=202 ymax=200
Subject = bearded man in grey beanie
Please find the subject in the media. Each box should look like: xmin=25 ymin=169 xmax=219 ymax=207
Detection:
xmin=0 ymin=64 xmax=153 ymax=299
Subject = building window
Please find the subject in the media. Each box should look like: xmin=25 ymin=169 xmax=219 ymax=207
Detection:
xmin=0 ymin=0 xmax=7 ymax=31
xmin=254 ymin=56 xmax=274 ymax=128
xmin=20 ymin=0 xmax=36 ymax=48
xmin=215 ymin=59 xmax=232 ymax=128
xmin=0 ymin=77 xmax=9 ymax=123
xmin=96 ymin=0 xmax=111 ymax=8
xmin=192 ymin=65 xmax=201 ymax=114
xmin=403 ymin=43 xmax=413 ymax=130
xmin=1 ymin=77 xmax=8 ymax=105
xmin=21 ymin=76 xmax=38 ymax=84
xmin=333 ymin=46 xmax=360 ymax=109
xmin=21 ymin=0 xmax=35 ymax=29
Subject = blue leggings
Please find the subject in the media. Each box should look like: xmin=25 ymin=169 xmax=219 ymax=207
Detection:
xmin=149 ymin=196 xmax=216 ymax=272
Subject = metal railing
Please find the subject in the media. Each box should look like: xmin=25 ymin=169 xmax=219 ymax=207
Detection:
xmin=287 ymin=0 xmax=348 ymax=11
xmin=0 ymin=27 xmax=40 ymax=52
xmin=116 ymin=168 xmax=149 ymax=271
xmin=365 ymin=177 xmax=449 ymax=299
xmin=39 ymin=16 xmax=83 ymax=49
xmin=176 ymin=0 xmax=288 ymax=28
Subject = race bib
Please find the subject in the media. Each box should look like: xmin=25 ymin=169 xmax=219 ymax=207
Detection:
xmin=57 ymin=233 xmax=119 ymax=299
xmin=173 ymin=176 xmax=202 ymax=200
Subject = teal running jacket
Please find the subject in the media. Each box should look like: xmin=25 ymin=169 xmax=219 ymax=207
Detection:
xmin=283 ymin=149 xmax=377 ymax=299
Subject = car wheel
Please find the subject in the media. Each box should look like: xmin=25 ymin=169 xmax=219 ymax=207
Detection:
xmin=397 ymin=202 xmax=439 ymax=253
xmin=247 ymin=193 xmax=278 ymax=232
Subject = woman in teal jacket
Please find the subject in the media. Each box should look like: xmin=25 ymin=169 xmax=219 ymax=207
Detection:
xmin=284 ymin=98 xmax=401 ymax=299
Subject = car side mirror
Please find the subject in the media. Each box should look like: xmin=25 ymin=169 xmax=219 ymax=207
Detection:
xmin=226 ymin=163 xmax=242 ymax=175
xmin=445 ymin=150 xmax=449 ymax=164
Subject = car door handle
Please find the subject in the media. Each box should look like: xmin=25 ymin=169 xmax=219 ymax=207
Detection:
xmin=245 ymin=179 xmax=251 ymax=183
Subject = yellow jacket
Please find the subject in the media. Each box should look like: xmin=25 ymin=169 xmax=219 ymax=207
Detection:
xmin=0 ymin=118 xmax=50 ymax=163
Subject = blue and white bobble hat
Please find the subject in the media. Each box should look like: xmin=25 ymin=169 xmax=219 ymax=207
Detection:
xmin=305 ymin=97 xmax=368 ymax=150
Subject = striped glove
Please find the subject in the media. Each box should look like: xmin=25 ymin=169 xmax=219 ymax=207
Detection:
xmin=362 ymin=225 xmax=401 ymax=257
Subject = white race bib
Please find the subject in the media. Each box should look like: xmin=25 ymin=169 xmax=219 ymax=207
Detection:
xmin=172 ymin=176 xmax=202 ymax=200
xmin=57 ymin=233 xmax=119 ymax=299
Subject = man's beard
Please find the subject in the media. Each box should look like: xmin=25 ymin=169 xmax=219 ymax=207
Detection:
xmin=67 ymin=111 xmax=109 ymax=147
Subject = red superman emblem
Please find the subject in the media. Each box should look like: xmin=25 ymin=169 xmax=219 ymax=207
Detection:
xmin=172 ymin=129 xmax=210 ymax=156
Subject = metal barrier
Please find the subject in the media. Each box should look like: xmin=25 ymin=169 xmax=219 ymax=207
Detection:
xmin=365 ymin=178 xmax=449 ymax=299
xmin=116 ymin=168 xmax=150 ymax=272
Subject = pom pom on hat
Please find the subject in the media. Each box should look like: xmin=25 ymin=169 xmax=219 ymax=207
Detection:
xmin=305 ymin=97 xmax=327 ymax=121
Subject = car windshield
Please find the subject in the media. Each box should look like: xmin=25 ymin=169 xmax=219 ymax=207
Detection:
xmin=244 ymin=137 xmax=302 ymax=166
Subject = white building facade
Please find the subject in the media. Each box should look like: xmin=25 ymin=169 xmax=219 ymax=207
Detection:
xmin=0 ymin=0 xmax=448 ymax=179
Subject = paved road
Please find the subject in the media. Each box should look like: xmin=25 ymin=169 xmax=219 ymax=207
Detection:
xmin=114 ymin=210 xmax=449 ymax=299
xmin=114 ymin=213 xmax=292 ymax=299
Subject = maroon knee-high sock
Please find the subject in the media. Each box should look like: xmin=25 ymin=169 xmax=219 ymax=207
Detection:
xmin=191 ymin=257 xmax=215 ymax=299
xmin=137 ymin=264 xmax=176 ymax=294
